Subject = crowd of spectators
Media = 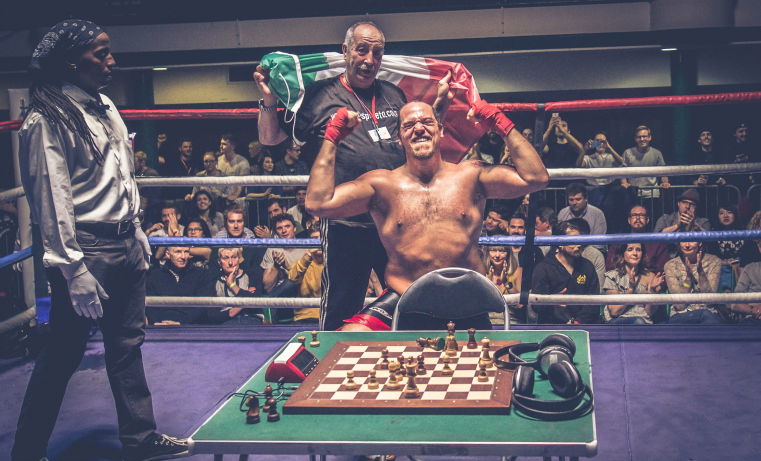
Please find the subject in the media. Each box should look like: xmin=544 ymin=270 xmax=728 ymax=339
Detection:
xmin=132 ymin=118 xmax=761 ymax=327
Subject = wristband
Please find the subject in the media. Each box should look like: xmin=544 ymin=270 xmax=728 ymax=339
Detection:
xmin=324 ymin=107 xmax=354 ymax=145
xmin=472 ymin=100 xmax=515 ymax=137
xmin=343 ymin=314 xmax=392 ymax=331
xmin=258 ymin=99 xmax=277 ymax=113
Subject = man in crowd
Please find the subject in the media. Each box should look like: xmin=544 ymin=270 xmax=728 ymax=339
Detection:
xmin=160 ymin=137 xmax=197 ymax=202
xmin=664 ymin=240 xmax=724 ymax=324
xmin=273 ymin=141 xmax=310 ymax=194
xmin=146 ymin=246 xmax=216 ymax=325
xmin=654 ymin=188 xmax=711 ymax=233
xmin=691 ymin=129 xmax=725 ymax=187
xmin=606 ymin=204 xmax=670 ymax=273
xmin=506 ymin=214 xmax=544 ymax=269
xmin=253 ymin=197 xmax=288 ymax=238
xmin=214 ymin=246 xmax=262 ymax=324
xmin=621 ymin=125 xmax=670 ymax=217
xmin=288 ymin=228 xmax=324 ymax=323
xmin=540 ymin=113 xmax=584 ymax=185
xmin=732 ymin=239 xmax=761 ymax=325
xmin=306 ymin=99 xmax=548 ymax=330
xmin=482 ymin=206 xmax=510 ymax=236
xmin=557 ymin=182 xmax=607 ymax=254
xmin=576 ymin=131 xmax=626 ymax=211
xmin=215 ymin=205 xmax=255 ymax=238
xmin=14 ymin=19 xmax=188 ymax=460
xmin=134 ymin=150 xmax=160 ymax=213
xmin=534 ymin=206 xmax=556 ymax=255
xmin=217 ymin=133 xmax=251 ymax=210
xmin=145 ymin=203 xmax=184 ymax=263
xmin=531 ymin=220 xmax=601 ymax=325
xmin=261 ymin=214 xmax=307 ymax=296
xmin=287 ymin=187 xmax=310 ymax=231
xmin=255 ymin=20 xmax=450 ymax=330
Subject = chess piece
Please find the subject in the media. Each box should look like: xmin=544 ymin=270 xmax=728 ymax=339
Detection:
xmin=447 ymin=320 xmax=456 ymax=336
xmin=297 ymin=336 xmax=306 ymax=345
xmin=444 ymin=334 xmax=458 ymax=357
xmin=266 ymin=398 xmax=280 ymax=422
xmin=245 ymin=395 xmax=260 ymax=424
xmin=479 ymin=338 xmax=494 ymax=368
xmin=477 ymin=363 xmax=489 ymax=382
xmin=396 ymin=357 xmax=406 ymax=377
xmin=441 ymin=355 xmax=454 ymax=376
xmin=417 ymin=337 xmax=445 ymax=351
xmin=310 ymin=330 xmax=320 ymax=347
xmin=378 ymin=348 xmax=390 ymax=370
xmin=386 ymin=362 xmax=402 ymax=390
xmin=416 ymin=354 xmax=427 ymax=375
xmin=263 ymin=384 xmax=274 ymax=411
xmin=367 ymin=369 xmax=380 ymax=389
xmin=447 ymin=321 xmax=459 ymax=352
xmin=467 ymin=328 xmax=478 ymax=349
xmin=404 ymin=363 xmax=420 ymax=398
xmin=344 ymin=370 xmax=360 ymax=390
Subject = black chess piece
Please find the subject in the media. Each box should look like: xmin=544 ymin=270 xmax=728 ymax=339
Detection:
xmin=266 ymin=398 xmax=280 ymax=422
xmin=246 ymin=395 xmax=260 ymax=424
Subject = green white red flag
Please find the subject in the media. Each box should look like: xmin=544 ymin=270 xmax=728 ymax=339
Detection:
xmin=259 ymin=51 xmax=485 ymax=163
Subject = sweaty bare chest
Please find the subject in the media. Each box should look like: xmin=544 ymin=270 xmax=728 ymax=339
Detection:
xmin=391 ymin=184 xmax=480 ymax=224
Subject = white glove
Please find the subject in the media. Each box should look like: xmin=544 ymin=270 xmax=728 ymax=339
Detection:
xmin=66 ymin=269 xmax=109 ymax=319
xmin=134 ymin=226 xmax=151 ymax=270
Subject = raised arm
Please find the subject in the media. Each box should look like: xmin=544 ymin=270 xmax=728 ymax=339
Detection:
xmin=305 ymin=108 xmax=376 ymax=218
xmin=468 ymin=101 xmax=549 ymax=198
xmin=253 ymin=65 xmax=289 ymax=146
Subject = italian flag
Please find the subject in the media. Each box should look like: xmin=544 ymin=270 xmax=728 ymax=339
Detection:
xmin=260 ymin=51 xmax=486 ymax=163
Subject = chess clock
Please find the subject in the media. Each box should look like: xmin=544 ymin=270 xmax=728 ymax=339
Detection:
xmin=265 ymin=342 xmax=319 ymax=383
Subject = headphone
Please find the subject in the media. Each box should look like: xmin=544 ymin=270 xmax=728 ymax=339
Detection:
xmin=494 ymin=333 xmax=594 ymax=421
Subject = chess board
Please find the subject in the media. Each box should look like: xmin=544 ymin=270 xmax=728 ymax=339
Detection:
xmin=283 ymin=340 xmax=519 ymax=414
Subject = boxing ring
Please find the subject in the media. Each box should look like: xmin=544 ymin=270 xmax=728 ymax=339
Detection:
xmin=2 ymin=91 xmax=761 ymax=460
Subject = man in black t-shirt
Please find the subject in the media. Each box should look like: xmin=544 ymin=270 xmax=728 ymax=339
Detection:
xmin=254 ymin=21 xmax=450 ymax=330
xmin=531 ymin=220 xmax=600 ymax=324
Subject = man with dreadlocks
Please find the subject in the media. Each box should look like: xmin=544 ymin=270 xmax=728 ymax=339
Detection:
xmin=13 ymin=20 xmax=188 ymax=461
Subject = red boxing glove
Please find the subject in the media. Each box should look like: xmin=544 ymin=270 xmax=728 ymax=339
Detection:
xmin=343 ymin=314 xmax=392 ymax=331
xmin=324 ymin=107 xmax=354 ymax=145
xmin=472 ymin=100 xmax=515 ymax=137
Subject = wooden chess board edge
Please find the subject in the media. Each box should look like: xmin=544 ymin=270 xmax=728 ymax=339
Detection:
xmin=283 ymin=340 xmax=519 ymax=415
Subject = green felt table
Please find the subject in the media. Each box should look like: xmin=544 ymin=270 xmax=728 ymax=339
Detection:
xmin=189 ymin=330 xmax=597 ymax=458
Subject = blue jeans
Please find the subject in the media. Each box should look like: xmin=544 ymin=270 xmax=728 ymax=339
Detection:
xmin=608 ymin=316 xmax=649 ymax=325
xmin=669 ymin=309 xmax=726 ymax=324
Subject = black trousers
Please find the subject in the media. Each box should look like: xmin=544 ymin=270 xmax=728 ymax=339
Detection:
xmin=12 ymin=229 xmax=156 ymax=460
xmin=319 ymin=220 xmax=388 ymax=331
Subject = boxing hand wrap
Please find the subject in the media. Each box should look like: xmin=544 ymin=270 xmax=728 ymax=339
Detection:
xmin=344 ymin=314 xmax=392 ymax=331
xmin=472 ymin=100 xmax=515 ymax=137
xmin=324 ymin=107 xmax=354 ymax=145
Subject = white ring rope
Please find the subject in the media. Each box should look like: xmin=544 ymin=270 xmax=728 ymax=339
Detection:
xmin=132 ymin=162 xmax=761 ymax=188
xmin=4 ymin=162 xmax=761 ymax=202
xmin=145 ymin=292 xmax=761 ymax=309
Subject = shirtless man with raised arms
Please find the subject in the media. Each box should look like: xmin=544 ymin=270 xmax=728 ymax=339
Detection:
xmin=306 ymin=100 xmax=548 ymax=331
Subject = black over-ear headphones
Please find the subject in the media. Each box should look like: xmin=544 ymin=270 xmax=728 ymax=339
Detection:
xmin=494 ymin=333 xmax=594 ymax=420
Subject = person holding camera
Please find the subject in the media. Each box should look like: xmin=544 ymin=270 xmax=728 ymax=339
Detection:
xmin=576 ymin=131 xmax=625 ymax=209
xmin=654 ymin=189 xmax=711 ymax=233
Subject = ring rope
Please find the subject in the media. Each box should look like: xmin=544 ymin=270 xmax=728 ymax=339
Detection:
xmin=0 ymin=246 xmax=32 ymax=270
xmin=149 ymin=230 xmax=761 ymax=249
xmin=144 ymin=292 xmax=761 ymax=309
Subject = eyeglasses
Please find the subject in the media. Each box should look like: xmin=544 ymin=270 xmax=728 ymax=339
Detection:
xmin=629 ymin=213 xmax=647 ymax=218
xmin=186 ymin=227 xmax=204 ymax=232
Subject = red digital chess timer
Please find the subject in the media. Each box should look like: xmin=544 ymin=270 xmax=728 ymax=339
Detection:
xmin=265 ymin=342 xmax=319 ymax=383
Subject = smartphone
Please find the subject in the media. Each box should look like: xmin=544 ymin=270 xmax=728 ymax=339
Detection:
xmin=551 ymin=112 xmax=559 ymax=118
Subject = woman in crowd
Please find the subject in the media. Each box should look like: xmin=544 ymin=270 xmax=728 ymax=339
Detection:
xmin=247 ymin=154 xmax=279 ymax=199
xmin=182 ymin=218 xmax=213 ymax=268
xmin=483 ymin=244 xmax=523 ymax=323
xmin=706 ymin=202 xmax=744 ymax=292
xmin=603 ymin=243 xmax=664 ymax=324
xmin=187 ymin=189 xmax=224 ymax=236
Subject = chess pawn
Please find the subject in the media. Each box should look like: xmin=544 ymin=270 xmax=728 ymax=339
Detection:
xmin=416 ymin=355 xmax=427 ymax=375
xmin=344 ymin=370 xmax=360 ymax=390
xmin=467 ymin=328 xmax=478 ymax=349
xmin=441 ymin=355 xmax=454 ymax=376
xmin=297 ymin=336 xmax=306 ymax=345
xmin=310 ymin=330 xmax=320 ymax=347
xmin=386 ymin=362 xmax=402 ymax=390
xmin=477 ymin=363 xmax=489 ymax=382
xmin=266 ymin=398 xmax=280 ymax=422
xmin=245 ymin=396 xmax=260 ymax=424
xmin=378 ymin=348 xmax=390 ymax=370
xmin=367 ymin=369 xmax=380 ymax=390
xmin=479 ymin=338 xmax=494 ymax=368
